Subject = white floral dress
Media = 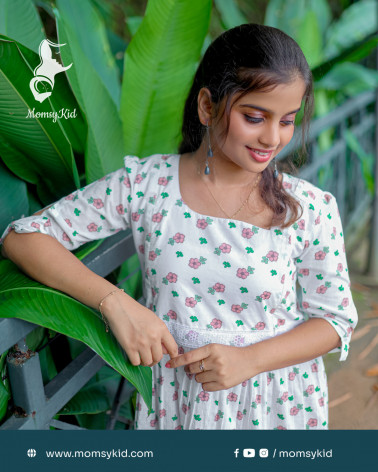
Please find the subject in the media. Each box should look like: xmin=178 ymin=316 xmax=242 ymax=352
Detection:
xmin=1 ymin=153 xmax=358 ymax=430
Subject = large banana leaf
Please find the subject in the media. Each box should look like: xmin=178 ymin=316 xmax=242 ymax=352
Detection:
xmin=0 ymin=36 xmax=83 ymax=201
xmin=214 ymin=0 xmax=247 ymax=30
xmin=55 ymin=0 xmax=120 ymax=109
xmin=0 ymin=259 xmax=152 ymax=408
xmin=0 ymin=0 xmax=45 ymax=54
xmin=120 ymin=0 xmax=212 ymax=157
xmin=55 ymin=6 xmax=124 ymax=183
xmin=0 ymin=350 xmax=10 ymax=422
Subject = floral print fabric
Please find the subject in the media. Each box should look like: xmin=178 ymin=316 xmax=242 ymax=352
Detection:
xmin=1 ymin=153 xmax=358 ymax=430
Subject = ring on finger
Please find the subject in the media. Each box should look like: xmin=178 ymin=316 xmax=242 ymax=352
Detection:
xmin=199 ymin=359 xmax=205 ymax=372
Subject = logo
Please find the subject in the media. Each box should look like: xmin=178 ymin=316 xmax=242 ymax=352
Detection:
xmin=27 ymin=449 xmax=37 ymax=458
xmin=30 ymin=39 xmax=72 ymax=103
xmin=243 ymin=448 xmax=255 ymax=458
xmin=259 ymin=448 xmax=269 ymax=458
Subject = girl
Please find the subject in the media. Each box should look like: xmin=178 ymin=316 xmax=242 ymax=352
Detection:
xmin=1 ymin=24 xmax=358 ymax=430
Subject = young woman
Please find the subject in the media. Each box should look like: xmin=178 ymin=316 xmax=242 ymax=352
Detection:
xmin=1 ymin=24 xmax=358 ymax=430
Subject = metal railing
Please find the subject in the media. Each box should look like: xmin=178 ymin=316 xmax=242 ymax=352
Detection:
xmin=0 ymin=90 xmax=377 ymax=430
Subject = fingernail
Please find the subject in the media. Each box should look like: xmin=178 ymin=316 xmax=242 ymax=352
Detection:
xmin=165 ymin=362 xmax=171 ymax=368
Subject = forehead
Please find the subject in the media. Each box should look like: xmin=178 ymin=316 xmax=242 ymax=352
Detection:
xmin=235 ymin=77 xmax=306 ymax=113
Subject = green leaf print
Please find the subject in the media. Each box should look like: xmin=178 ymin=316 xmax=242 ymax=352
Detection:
xmin=261 ymin=256 xmax=269 ymax=264
xmin=253 ymin=380 xmax=259 ymax=387
xmin=175 ymin=199 xmax=183 ymax=206
xmin=309 ymin=203 xmax=315 ymax=210
xmin=100 ymin=215 xmax=106 ymax=220
xmin=245 ymin=247 xmax=254 ymax=254
xmin=199 ymin=256 xmax=207 ymax=264
xmin=74 ymin=208 xmax=81 ymax=216
xmin=199 ymin=238 xmax=207 ymax=244
xmin=192 ymin=277 xmax=200 ymax=284
xmin=87 ymin=197 xmax=94 ymax=204
xmin=172 ymin=291 xmax=179 ymax=297
xmin=214 ymin=400 xmax=219 ymax=405
xmin=313 ymin=239 xmax=320 ymax=245
xmin=277 ymin=414 xmax=285 ymax=420
xmin=338 ymin=285 xmax=344 ymax=291
xmin=316 ymin=274 xmax=323 ymax=280
xmin=149 ymin=197 xmax=156 ymax=204
xmin=184 ymin=212 xmax=191 ymax=218
xmin=241 ymin=303 xmax=248 ymax=309
xmin=161 ymin=192 xmax=169 ymax=198
xmin=315 ymin=387 xmax=320 ymax=392
xmin=137 ymin=227 xmax=144 ymax=233
xmin=183 ymin=391 xmax=187 ymax=397
xmin=172 ymin=415 xmax=177 ymax=421
xmin=127 ymin=195 xmax=132 ymax=203
xmin=255 ymin=296 xmax=262 ymax=302
xmin=288 ymin=395 xmax=294 ymax=401
xmin=334 ymin=250 xmax=339 ymax=256
xmin=190 ymin=316 xmax=198 ymax=322
xmin=72 ymin=231 xmax=78 ymax=236
xmin=305 ymin=407 xmax=312 ymax=412
xmin=247 ymin=266 xmax=255 ymax=274
xmin=235 ymin=320 xmax=244 ymax=327
xmin=252 ymin=419 xmax=259 ymax=426
xmin=228 ymin=222 xmax=236 ymax=228
xmin=162 ymin=278 xmax=168 ymax=285
xmin=303 ymin=372 xmax=309 ymax=378
xmin=280 ymin=378 xmax=284 ymax=385
xmin=194 ymin=295 xmax=202 ymax=302
xmin=106 ymin=187 xmax=112 ymax=195
xmin=274 ymin=229 xmax=282 ymax=235
xmin=252 ymin=226 xmax=259 ymax=233
xmin=223 ymin=262 xmax=231 ymax=268
xmin=276 ymin=398 xmax=283 ymax=405
xmin=240 ymin=287 xmax=248 ymax=293
xmin=322 ymin=421 xmax=327 ymax=426
xmin=151 ymin=269 xmax=156 ymax=275
xmin=136 ymin=191 xmax=144 ymax=198
xmin=270 ymin=270 xmax=277 ymax=276
xmin=155 ymin=230 xmax=161 ymax=237
xmin=327 ymin=213 xmax=332 ymax=219
xmin=251 ymin=402 xmax=257 ymax=409
xmin=194 ymin=415 xmax=201 ymax=421
xmin=217 ymin=299 xmax=225 ymax=305
xmin=297 ymin=236 xmax=302 ymax=242
xmin=176 ymin=251 xmax=183 ymax=257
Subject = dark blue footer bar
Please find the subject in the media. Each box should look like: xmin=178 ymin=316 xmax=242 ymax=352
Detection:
xmin=0 ymin=430 xmax=376 ymax=471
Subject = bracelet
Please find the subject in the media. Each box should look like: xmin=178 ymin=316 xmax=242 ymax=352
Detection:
xmin=98 ymin=288 xmax=125 ymax=332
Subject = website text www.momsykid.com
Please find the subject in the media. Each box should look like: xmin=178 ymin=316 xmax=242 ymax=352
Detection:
xmin=25 ymin=108 xmax=77 ymax=123
xmin=43 ymin=448 xmax=153 ymax=460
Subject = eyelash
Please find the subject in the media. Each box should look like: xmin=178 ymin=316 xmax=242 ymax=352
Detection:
xmin=244 ymin=115 xmax=295 ymax=125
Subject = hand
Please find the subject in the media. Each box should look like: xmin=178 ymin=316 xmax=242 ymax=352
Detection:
xmin=166 ymin=343 xmax=256 ymax=392
xmin=101 ymin=291 xmax=178 ymax=367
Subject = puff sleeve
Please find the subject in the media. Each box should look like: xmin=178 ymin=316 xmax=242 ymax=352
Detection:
xmin=0 ymin=155 xmax=141 ymax=251
xmin=293 ymin=189 xmax=358 ymax=361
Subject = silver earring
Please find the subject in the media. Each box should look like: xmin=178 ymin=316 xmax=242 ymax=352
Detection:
xmin=204 ymin=124 xmax=213 ymax=175
xmin=273 ymin=157 xmax=278 ymax=179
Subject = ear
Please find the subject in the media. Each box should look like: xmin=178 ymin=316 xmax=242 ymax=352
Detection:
xmin=197 ymin=87 xmax=213 ymax=125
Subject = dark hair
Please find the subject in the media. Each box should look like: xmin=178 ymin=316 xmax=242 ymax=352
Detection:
xmin=178 ymin=23 xmax=314 ymax=228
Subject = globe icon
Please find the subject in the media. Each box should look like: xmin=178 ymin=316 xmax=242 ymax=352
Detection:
xmin=27 ymin=449 xmax=37 ymax=458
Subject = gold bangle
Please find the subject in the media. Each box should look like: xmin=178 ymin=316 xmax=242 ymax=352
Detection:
xmin=98 ymin=288 xmax=124 ymax=332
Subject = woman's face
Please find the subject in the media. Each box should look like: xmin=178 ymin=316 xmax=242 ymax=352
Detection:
xmin=209 ymin=76 xmax=306 ymax=175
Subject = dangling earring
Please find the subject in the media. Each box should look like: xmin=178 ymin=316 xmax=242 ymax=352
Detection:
xmin=273 ymin=157 xmax=278 ymax=179
xmin=204 ymin=123 xmax=213 ymax=175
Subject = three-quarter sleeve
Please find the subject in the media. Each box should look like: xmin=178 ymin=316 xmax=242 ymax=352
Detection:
xmin=293 ymin=190 xmax=358 ymax=361
xmin=0 ymin=155 xmax=141 ymax=251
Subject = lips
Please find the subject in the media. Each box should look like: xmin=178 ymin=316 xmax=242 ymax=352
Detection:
xmin=246 ymin=146 xmax=273 ymax=163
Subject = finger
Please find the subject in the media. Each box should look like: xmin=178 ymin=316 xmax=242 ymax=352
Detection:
xmin=151 ymin=343 xmax=163 ymax=365
xmin=161 ymin=343 xmax=168 ymax=355
xmin=139 ymin=350 xmax=153 ymax=367
xmin=201 ymin=382 xmax=221 ymax=392
xmin=162 ymin=332 xmax=179 ymax=359
xmin=185 ymin=357 xmax=211 ymax=374
xmin=167 ymin=345 xmax=209 ymax=369
xmin=127 ymin=351 xmax=141 ymax=366
xmin=195 ymin=370 xmax=217 ymax=384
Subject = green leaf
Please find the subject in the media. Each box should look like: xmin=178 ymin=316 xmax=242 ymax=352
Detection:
xmin=59 ymin=385 xmax=110 ymax=415
xmin=55 ymin=6 xmax=124 ymax=183
xmin=0 ymin=260 xmax=152 ymax=408
xmin=344 ymin=130 xmax=375 ymax=195
xmin=297 ymin=10 xmax=323 ymax=68
xmin=120 ymin=0 xmax=211 ymax=157
xmin=0 ymin=36 xmax=81 ymax=200
xmin=214 ymin=0 xmax=247 ymax=30
xmin=0 ymin=0 xmax=45 ymax=53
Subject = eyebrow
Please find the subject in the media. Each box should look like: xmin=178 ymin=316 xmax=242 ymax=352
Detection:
xmin=240 ymin=104 xmax=301 ymax=115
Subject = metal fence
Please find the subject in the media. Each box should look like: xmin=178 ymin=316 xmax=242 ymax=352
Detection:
xmin=0 ymin=90 xmax=377 ymax=430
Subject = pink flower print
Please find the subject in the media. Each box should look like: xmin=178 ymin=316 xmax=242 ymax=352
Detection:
xmin=210 ymin=318 xmax=222 ymax=329
xmin=93 ymin=198 xmax=104 ymax=209
xmin=233 ymin=335 xmax=245 ymax=347
xmin=242 ymin=228 xmax=254 ymax=239
xmin=261 ymin=291 xmax=271 ymax=300
xmin=189 ymin=258 xmax=201 ymax=269
xmin=306 ymin=385 xmax=315 ymax=395
xmin=231 ymin=304 xmax=243 ymax=313
xmin=149 ymin=251 xmax=157 ymax=261
xmin=166 ymin=272 xmax=178 ymax=283
xmin=242 ymin=380 xmax=247 ymax=387
xmin=64 ymin=218 xmax=72 ymax=228
xmin=213 ymin=283 xmax=225 ymax=292
xmin=341 ymin=298 xmax=349 ymax=307
xmin=173 ymin=391 xmax=178 ymax=401
xmin=173 ymin=232 xmax=185 ymax=243
xmin=136 ymin=402 xmax=141 ymax=411
xmin=332 ymin=226 xmax=337 ymax=236
xmin=302 ymin=301 xmax=310 ymax=309
xmin=318 ymin=397 xmax=325 ymax=407
xmin=315 ymin=250 xmax=326 ymax=260
xmin=304 ymin=240 xmax=310 ymax=248
xmin=182 ymin=404 xmax=189 ymax=415
xmin=31 ymin=222 xmax=40 ymax=230
xmin=44 ymin=219 xmax=51 ymax=227
xmin=281 ymin=274 xmax=285 ymax=284
xmin=277 ymin=319 xmax=285 ymax=326
xmin=198 ymin=391 xmax=209 ymax=402
xmin=158 ymin=177 xmax=168 ymax=186
xmin=157 ymin=375 xmax=164 ymax=385
xmin=236 ymin=411 xmax=243 ymax=420
xmin=174 ymin=425 xmax=182 ymax=430
xmin=299 ymin=269 xmax=309 ymax=276
xmin=236 ymin=268 xmax=249 ymax=279
xmin=168 ymin=310 xmax=177 ymax=320
xmin=276 ymin=425 xmax=287 ymax=430
xmin=267 ymin=250 xmax=278 ymax=261
xmin=347 ymin=327 xmax=354 ymax=335
xmin=196 ymin=219 xmax=208 ymax=229
xmin=311 ymin=363 xmax=318 ymax=372
xmin=281 ymin=392 xmax=289 ymax=402
xmin=152 ymin=212 xmax=163 ymax=222
xmin=150 ymin=419 xmax=157 ymax=427
xmin=159 ymin=409 xmax=166 ymax=418
xmin=307 ymin=191 xmax=315 ymax=200
xmin=316 ymin=285 xmax=328 ymax=294
xmin=227 ymin=392 xmax=238 ymax=402
xmin=185 ymin=297 xmax=197 ymax=308
xmin=178 ymin=347 xmax=184 ymax=355
xmin=123 ymin=176 xmax=131 ymax=188
xmin=186 ymin=372 xmax=194 ymax=380
xmin=315 ymin=215 xmax=321 ymax=225
xmin=298 ymin=219 xmax=305 ymax=230
xmin=288 ymin=372 xmax=296 ymax=381
xmin=270 ymin=308 xmax=276 ymax=314
xmin=325 ymin=313 xmax=335 ymax=319
xmin=65 ymin=193 xmax=75 ymax=200
xmin=214 ymin=413 xmax=220 ymax=422
xmin=324 ymin=194 xmax=331 ymax=203
xmin=62 ymin=232 xmax=70 ymax=242
xmin=283 ymin=181 xmax=292 ymax=189
xmin=255 ymin=322 xmax=265 ymax=330
xmin=337 ymin=263 xmax=343 ymax=272
xmin=115 ymin=204 xmax=124 ymax=215
xmin=152 ymin=287 xmax=157 ymax=297
xmin=134 ymin=174 xmax=143 ymax=184
xmin=87 ymin=223 xmax=98 ymax=232
xmin=307 ymin=418 xmax=318 ymax=428
xmin=267 ymin=376 xmax=272 ymax=385
xmin=256 ymin=394 xmax=262 ymax=404
xmin=138 ymin=244 xmax=145 ymax=254
xmin=219 ymin=243 xmax=231 ymax=253
xmin=290 ymin=406 xmax=299 ymax=416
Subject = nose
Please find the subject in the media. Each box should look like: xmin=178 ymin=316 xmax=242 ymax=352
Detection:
xmin=257 ymin=122 xmax=280 ymax=149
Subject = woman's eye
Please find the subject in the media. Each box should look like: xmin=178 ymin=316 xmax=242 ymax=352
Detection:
xmin=244 ymin=115 xmax=263 ymax=123
xmin=281 ymin=120 xmax=295 ymax=125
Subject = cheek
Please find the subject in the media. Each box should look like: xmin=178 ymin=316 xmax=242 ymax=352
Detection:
xmin=281 ymin=126 xmax=295 ymax=145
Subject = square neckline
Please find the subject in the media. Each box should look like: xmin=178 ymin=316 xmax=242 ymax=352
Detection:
xmin=173 ymin=153 xmax=288 ymax=232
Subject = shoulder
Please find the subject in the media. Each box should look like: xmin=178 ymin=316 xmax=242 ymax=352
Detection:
xmin=123 ymin=153 xmax=178 ymax=173
xmin=282 ymin=173 xmax=335 ymax=209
